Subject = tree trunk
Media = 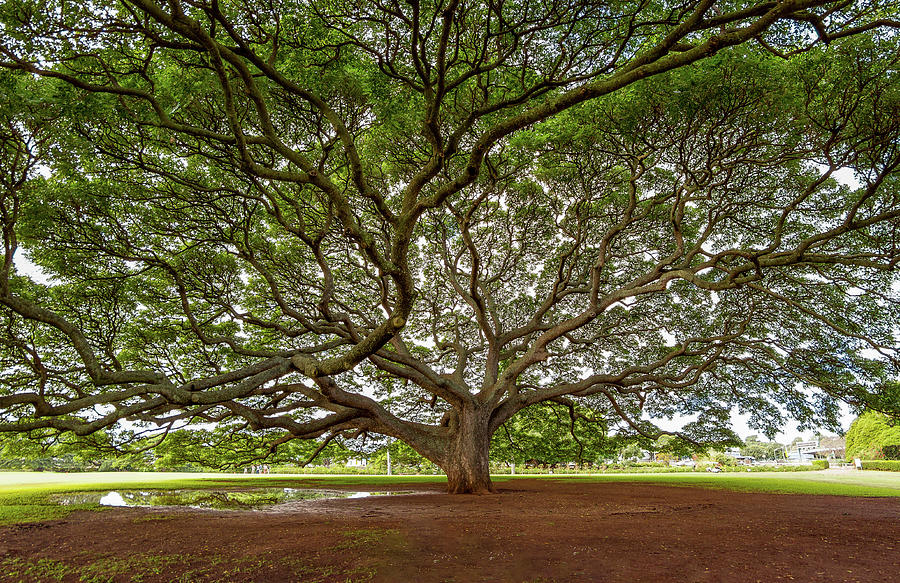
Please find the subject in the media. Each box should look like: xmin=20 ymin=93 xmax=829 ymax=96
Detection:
xmin=442 ymin=407 xmax=495 ymax=494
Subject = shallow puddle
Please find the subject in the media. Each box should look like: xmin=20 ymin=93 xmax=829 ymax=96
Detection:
xmin=55 ymin=488 xmax=415 ymax=510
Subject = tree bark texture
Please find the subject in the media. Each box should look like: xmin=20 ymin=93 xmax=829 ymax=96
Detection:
xmin=442 ymin=407 xmax=496 ymax=494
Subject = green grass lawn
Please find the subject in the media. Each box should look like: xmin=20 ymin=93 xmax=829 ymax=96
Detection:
xmin=520 ymin=470 xmax=900 ymax=497
xmin=1 ymin=470 xmax=899 ymax=526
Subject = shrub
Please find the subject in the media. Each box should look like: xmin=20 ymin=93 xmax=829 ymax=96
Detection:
xmin=741 ymin=465 xmax=818 ymax=472
xmin=860 ymin=460 xmax=900 ymax=471
xmin=882 ymin=445 xmax=900 ymax=460
xmin=811 ymin=460 xmax=829 ymax=470
xmin=268 ymin=465 xmax=380 ymax=475
xmin=846 ymin=411 xmax=900 ymax=459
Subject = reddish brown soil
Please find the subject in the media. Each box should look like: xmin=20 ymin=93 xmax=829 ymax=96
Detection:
xmin=2 ymin=479 xmax=899 ymax=582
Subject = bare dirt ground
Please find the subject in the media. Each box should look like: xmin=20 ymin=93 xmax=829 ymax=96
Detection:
xmin=2 ymin=478 xmax=899 ymax=582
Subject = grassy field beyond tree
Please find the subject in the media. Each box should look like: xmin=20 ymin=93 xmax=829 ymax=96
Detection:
xmin=3 ymin=470 xmax=900 ymax=527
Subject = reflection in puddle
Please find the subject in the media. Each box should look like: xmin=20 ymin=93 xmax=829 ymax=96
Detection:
xmin=56 ymin=488 xmax=415 ymax=510
xmin=98 ymin=491 xmax=128 ymax=507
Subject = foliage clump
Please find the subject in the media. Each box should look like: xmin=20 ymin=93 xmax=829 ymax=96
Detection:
xmin=846 ymin=411 xmax=900 ymax=460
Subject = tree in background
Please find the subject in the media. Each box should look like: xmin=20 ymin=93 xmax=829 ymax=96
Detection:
xmin=490 ymin=401 xmax=616 ymax=467
xmin=369 ymin=440 xmax=441 ymax=474
xmin=1 ymin=2 xmax=899 ymax=493
xmin=0 ymin=430 xmax=153 ymax=471
xmin=845 ymin=410 xmax=900 ymax=460
xmin=741 ymin=435 xmax=785 ymax=461
xmin=149 ymin=426 xmax=360 ymax=470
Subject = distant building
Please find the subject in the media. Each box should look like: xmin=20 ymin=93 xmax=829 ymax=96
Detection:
xmin=814 ymin=436 xmax=846 ymax=459
xmin=785 ymin=437 xmax=845 ymax=462
xmin=787 ymin=440 xmax=818 ymax=462
xmin=725 ymin=447 xmax=754 ymax=465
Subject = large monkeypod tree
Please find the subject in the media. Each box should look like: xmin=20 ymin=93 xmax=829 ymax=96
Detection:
xmin=1 ymin=1 xmax=899 ymax=493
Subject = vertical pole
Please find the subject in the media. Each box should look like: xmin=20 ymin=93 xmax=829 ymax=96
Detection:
xmin=386 ymin=440 xmax=392 ymax=476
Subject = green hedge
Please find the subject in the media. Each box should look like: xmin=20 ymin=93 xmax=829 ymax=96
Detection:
xmin=720 ymin=464 xmax=820 ymax=472
xmin=512 ymin=466 xmax=696 ymax=474
xmin=811 ymin=460 xmax=829 ymax=470
xmin=269 ymin=465 xmax=380 ymax=475
xmin=860 ymin=460 xmax=900 ymax=471
xmin=507 ymin=464 xmax=823 ymax=474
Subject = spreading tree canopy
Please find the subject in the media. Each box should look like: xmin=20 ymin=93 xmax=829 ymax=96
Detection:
xmin=1 ymin=1 xmax=899 ymax=493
